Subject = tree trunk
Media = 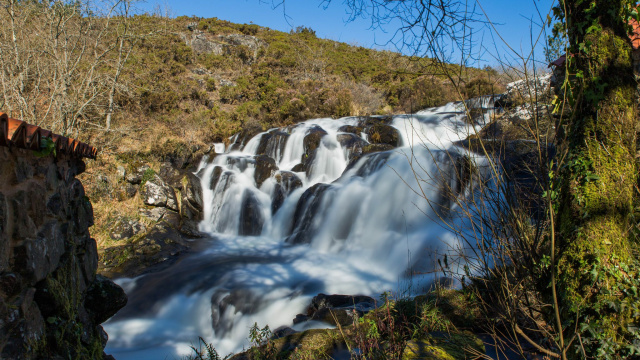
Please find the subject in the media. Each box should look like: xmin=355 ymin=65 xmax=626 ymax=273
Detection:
xmin=556 ymin=0 xmax=637 ymax=355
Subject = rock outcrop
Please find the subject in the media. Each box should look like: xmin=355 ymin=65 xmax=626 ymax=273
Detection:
xmin=99 ymin=161 xmax=206 ymax=279
xmin=0 ymin=146 xmax=126 ymax=359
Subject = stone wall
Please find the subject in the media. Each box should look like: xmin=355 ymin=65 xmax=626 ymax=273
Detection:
xmin=0 ymin=146 xmax=126 ymax=359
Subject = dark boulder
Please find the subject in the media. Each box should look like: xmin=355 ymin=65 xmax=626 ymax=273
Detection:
xmin=302 ymin=126 xmax=328 ymax=163
xmin=338 ymin=125 xmax=363 ymax=135
xmin=366 ymin=124 xmax=400 ymax=147
xmin=345 ymin=145 xmax=394 ymax=173
xmin=229 ymin=124 xmax=263 ymax=152
xmin=270 ymin=171 xmax=303 ymax=214
xmin=239 ymin=190 xmax=264 ymax=236
xmin=337 ymin=133 xmax=368 ymax=161
xmin=84 ymin=275 xmax=128 ymax=324
xmin=209 ymin=166 xmax=224 ymax=190
xmin=291 ymin=163 xmax=305 ymax=173
xmin=256 ymin=131 xmax=289 ymax=161
xmin=287 ymin=183 xmax=332 ymax=244
xmin=305 ymin=293 xmax=377 ymax=327
xmin=254 ymin=155 xmax=278 ymax=188
xmin=180 ymin=173 xmax=204 ymax=237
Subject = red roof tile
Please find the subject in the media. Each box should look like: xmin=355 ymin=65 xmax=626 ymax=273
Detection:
xmin=631 ymin=18 xmax=640 ymax=50
xmin=0 ymin=112 xmax=97 ymax=159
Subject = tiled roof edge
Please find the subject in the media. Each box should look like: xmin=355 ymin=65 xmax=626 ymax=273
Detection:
xmin=0 ymin=112 xmax=97 ymax=159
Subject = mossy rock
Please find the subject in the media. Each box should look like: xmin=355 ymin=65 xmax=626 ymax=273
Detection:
xmin=414 ymin=289 xmax=482 ymax=330
xmin=367 ymin=124 xmax=399 ymax=147
xmin=402 ymin=331 xmax=485 ymax=360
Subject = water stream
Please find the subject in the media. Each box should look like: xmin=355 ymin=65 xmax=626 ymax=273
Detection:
xmin=104 ymin=97 xmax=500 ymax=359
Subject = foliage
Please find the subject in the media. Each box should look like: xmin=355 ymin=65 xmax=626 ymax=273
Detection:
xmin=247 ymin=323 xmax=277 ymax=360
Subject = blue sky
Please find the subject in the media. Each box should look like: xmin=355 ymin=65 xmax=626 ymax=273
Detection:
xmin=137 ymin=0 xmax=556 ymax=67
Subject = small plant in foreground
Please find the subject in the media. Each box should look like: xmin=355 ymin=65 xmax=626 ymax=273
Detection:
xmin=185 ymin=336 xmax=226 ymax=360
xmin=249 ymin=323 xmax=277 ymax=360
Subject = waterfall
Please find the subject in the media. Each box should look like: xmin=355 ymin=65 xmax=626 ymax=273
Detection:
xmin=104 ymin=98 xmax=498 ymax=359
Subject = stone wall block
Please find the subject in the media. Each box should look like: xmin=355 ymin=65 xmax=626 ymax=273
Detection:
xmin=45 ymin=164 xmax=60 ymax=191
xmin=20 ymin=288 xmax=44 ymax=342
xmin=46 ymin=193 xmax=63 ymax=217
xmin=9 ymin=192 xmax=37 ymax=243
xmin=26 ymin=222 xmax=65 ymax=282
xmin=13 ymin=157 xmax=34 ymax=184
xmin=27 ymin=183 xmax=46 ymax=228
xmin=0 ymin=193 xmax=8 ymax=270
xmin=80 ymin=237 xmax=98 ymax=286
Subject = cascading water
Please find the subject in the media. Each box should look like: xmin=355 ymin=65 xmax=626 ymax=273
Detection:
xmin=104 ymin=99 xmax=498 ymax=359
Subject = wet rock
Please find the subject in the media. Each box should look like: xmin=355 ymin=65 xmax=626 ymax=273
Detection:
xmin=271 ymin=184 xmax=286 ymax=215
xmin=212 ymin=289 xmax=261 ymax=332
xmin=366 ymin=124 xmax=399 ymax=147
xmin=306 ymin=293 xmax=377 ymax=327
xmin=337 ymin=133 xmax=368 ymax=160
xmin=302 ymin=126 xmax=328 ymax=161
xmin=287 ymin=183 xmax=332 ymax=244
xmin=239 ymin=190 xmax=264 ymax=236
xmin=291 ymin=163 xmax=305 ymax=173
xmin=229 ymin=124 xmax=263 ymax=152
xmin=84 ymin=275 xmax=128 ymax=324
xmin=256 ymin=131 xmax=289 ymax=161
xmin=293 ymin=314 xmax=309 ymax=324
xmin=271 ymin=171 xmax=303 ymax=214
xmin=338 ymin=125 xmax=363 ymax=135
xmin=209 ymin=166 xmax=224 ymax=190
xmin=254 ymin=155 xmax=278 ymax=188
xmin=346 ymin=150 xmax=393 ymax=176
xmin=142 ymin=175 xmax=179 ymax=211
xmin=272 ymin=326 xmax=297 ymax=340
xmin=356 ymin=115 xmax=394 ymax=127
xmin=275 ymin=171 xmax=303 ymax=193
xmin=125 ymin=164 xmax=150 ymax=184
xmin=180 ymin=172 xmax=204 ymax=237
xmin=109 ymin=218 xmax=146 ymax=241
xmin=226 ymin=156 xmax=254 ymax=172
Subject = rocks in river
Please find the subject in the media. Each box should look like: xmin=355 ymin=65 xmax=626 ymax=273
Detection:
xmin=228 ymin=123 xmax=264 ymax=152
xmin=296 ymin=293 xmax=377 ymax=327
xmin=254 ymin=155 xmax=278 ymax=188
xmin=287 ymin=183 xmax=332 ymax=244
xmin=209 ymin=166 xmax=224 ymax=190
xmin=211 ymin=289 xmax=261 ymax=333
xmin=256 ymin=130 xmax=289 ymax=161
xmin=180 ymin=172 xmax=204 ymax=237
xmin=271 ymin=171 xmax=303 ymax=214
xmin=337 ymin=133 xmax=368 ymax=161
xmin=338 ymin=125 xmax=363 ymax=135
xmin=302 ymin=126 xmax=327 ymax=160
xmin=239 ymin=190 xmax=264 ymax=236
xmin=366 ymin=123 xmax=400 ymax=147
xmin=291 ymin=163 xmax=305 ymax=173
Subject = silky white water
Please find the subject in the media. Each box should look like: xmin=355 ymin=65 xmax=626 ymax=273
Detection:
xmin=104 ymin=100 xmax=495 ymax=359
